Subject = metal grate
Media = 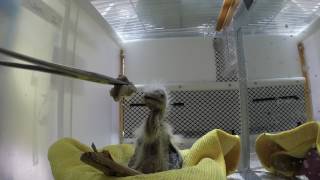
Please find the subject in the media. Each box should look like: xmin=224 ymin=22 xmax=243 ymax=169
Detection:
xmin=241 ymin=0 xmax=320 ymax=35
xmin=90 ymin=0 xmax=223 ymax=41
xmin=123 ymin=81 xmax=307 ymax=139
xmin=123 ymin=88 xmax=241 ymax=138
xmin=214 ymin=30 xmax=239 ymax=82
xmin=248 ymin=83 xmax=307 ymax=134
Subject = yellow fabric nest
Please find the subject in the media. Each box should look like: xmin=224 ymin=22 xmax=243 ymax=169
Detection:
xmin=48 ymin=129 xmax=240 ymax=180
xmin=256 ymin=121 xmax=320 ymax=177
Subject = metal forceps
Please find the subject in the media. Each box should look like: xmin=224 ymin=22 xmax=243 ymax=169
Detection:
xmin=0 ymin=47 xmax=129 ymax=85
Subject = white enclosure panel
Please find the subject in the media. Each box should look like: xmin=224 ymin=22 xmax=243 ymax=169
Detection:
xmin=241 ymin=0 xmax=320 ymax=36
xmin=90 ymin=0 xmax=223 ymax=41
xmin=0 ymin=1 xmax=121 ymax=180
xmin=303 ymin=29 xmax=320 ymax=121
xmin=0 ymin=2 xmax=64 ymax=180
xmin=243 ymin=35 xmax=302 ymax=80
xmin=124 ymin=37 xmax=216 ymax=84
xmin=70 ymin=4 xmax=121 ymax=147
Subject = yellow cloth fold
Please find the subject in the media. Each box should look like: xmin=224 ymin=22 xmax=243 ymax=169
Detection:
xmin=255 ymin=121 xmax=320 ymax=177
xmin=48 ymin=129 xmax=240 ymax=180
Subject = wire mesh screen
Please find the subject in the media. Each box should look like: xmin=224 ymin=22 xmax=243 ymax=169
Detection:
xmin=214 ymin=31 xmax=239 ymax=82
xmin=248 ymin=83 xmax=307 ymax=134
xmin=123 ymin=81 xmax=307 ymax=139
xmin=123 ymin=88 xmax=241 ymax=139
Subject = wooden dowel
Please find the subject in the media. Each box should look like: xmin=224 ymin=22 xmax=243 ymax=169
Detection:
xmin=216 ymin=0 xmax=239 ymax=31
xmin=298 ymin=42 xmax=314 ymax=121
xmin=216 ymin=0 xmax=233 ymax=31
xmin=223 ymin=0 xmax=240 ymax=28
xmin=81 ymin=151 xmax=142 ymax=177
xmin=119 ymin=49 xmax=125 ymax=143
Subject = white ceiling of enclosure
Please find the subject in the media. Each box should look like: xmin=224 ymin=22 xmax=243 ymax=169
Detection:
xmin=91 ymin=0 xmax=224 ymax=41
xmin=91 ymin=0 xmax=320 ymax=41
xmin=241 ymin=0 xmax=320 ymax=35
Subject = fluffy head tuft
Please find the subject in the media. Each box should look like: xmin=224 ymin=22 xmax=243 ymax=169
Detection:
xmin=142 ymin=83 xmax=170 ymax=111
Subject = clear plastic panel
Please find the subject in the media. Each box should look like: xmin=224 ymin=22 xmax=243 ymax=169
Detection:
xmin=234 ymin=0 xmax=319 ymax=179
xmin=91 ymin=0 xmax=223 ymax=41
xmin=0 ymin=1 xmax=66 ymax=179
xmin=241 ymin=0 xmax=320 ymax=35
xmin=1 ymin=0 xmax=319 ymax=180
xmin=0 ymin=1 xmax=122 ymax=179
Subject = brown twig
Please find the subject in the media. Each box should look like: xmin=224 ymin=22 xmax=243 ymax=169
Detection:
xmin=80 ymin=143 xmax=142 ymax=177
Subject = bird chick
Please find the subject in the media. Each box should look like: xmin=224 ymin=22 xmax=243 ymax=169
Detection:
xmin=128 ymin=86 xmax=183 ymax=173
xmin=81 ymin=83 xmax=182 ymax=176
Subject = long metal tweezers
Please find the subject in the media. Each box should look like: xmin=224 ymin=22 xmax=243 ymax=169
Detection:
xmin=0 ymin=47 xmax=129 ymax=85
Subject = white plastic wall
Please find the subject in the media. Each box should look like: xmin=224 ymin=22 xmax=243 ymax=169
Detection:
xmin=124 ymin=37 xmax=216 ymax=84
xmin=124 ymin=35 xmax=303 ymax=84
xmin=0 ymin=1 xmax=64 ymax=179
xmin=243 ymin=35 xmax=302 ymax=81
xmin=303 ymin=29 xmax=320 ymax=121
xmin=70 ymin=3 xmax=121 ymax=147
xmin=0 ymin=1 xmax=120 ymax=179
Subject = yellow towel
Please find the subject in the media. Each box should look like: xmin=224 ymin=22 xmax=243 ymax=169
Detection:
xmin=256 ymin=121 xmax=320 ymax=177
xmin=48 ymin=129 xmax=240 ymax=180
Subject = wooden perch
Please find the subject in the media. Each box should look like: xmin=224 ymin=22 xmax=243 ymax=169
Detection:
xmin=119 ymin=49 xmax=126 ymax=143
xmin=223 ymin=0 xmax=240 ymax=28
xmin=216 ymin=0 xmax=240 ymax=31
xmin=80 ymin=143 xmax=142 ymax=177
xmin=298 ymin=42 xmax=314 ymax=121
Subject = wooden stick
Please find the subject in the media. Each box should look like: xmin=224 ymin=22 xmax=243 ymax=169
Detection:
xmin=119 ymin=49 xmax=125 ymax=143
xmin=81 ymin=152 xmax=115 ymax=176
xmin=298 ymin=42 xmax=314 ymax=121
xmin=222 ymin=0 xmax=240 ymax=28
xmin=216 ymin=0 xmax=233 ymax=31
xmin=81 ymin=151 xmax=142 ymax=177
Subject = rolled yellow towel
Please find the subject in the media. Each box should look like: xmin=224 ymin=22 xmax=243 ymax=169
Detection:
xmin=256 ymin=121 xmax=320 ymax=177
xmin=48 ymin=129 xmax=240 ymax=180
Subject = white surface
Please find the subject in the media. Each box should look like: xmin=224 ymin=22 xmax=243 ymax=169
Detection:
xmin=90 ymin=0 xmax=222 ymax=41
xmin=124 ymin=37 xmax=216 ymax=84
xmin=125 ymin=35 xmax=303 ymax=84
xmin=247 ymin=77 xmax=305 ymax=88
xmin=70 ymin=3 xmax=120 ymax=147
xmin=303 ymin=29 xmax=320 ymax=121
xmin=241 ymin=0 xmax=320 ymax=36
xmin=135 ymin=81 xmax=239 ymax=91
xmin=0 ymin=1 xmax=120 ymax=180
xmin=243 ymin=35 xmax=302 ymax=81
xmin=0 ymin=2 xmax=63 ymax=180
